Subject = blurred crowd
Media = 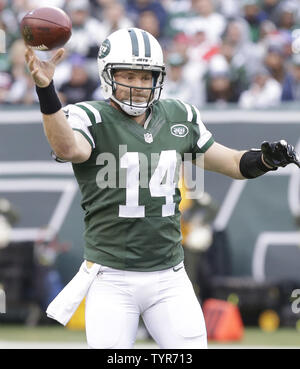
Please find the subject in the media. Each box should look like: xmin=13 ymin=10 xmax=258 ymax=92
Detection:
xmin=2 ymin=0 xmax=300 ymax=108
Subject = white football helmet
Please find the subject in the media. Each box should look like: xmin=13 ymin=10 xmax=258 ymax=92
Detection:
xmin=97 ymin=28 xmax=165 ymax=116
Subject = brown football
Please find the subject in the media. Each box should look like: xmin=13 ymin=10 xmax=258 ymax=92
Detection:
xmin=20 ymin=7 xmax=72 ymax=51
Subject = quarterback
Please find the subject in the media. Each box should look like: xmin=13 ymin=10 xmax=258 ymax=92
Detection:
xmin=25 ymin=28 xmax=300 ymax=349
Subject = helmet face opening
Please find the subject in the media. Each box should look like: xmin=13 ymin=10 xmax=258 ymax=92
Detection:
xmin=102 ymin=64 xmax=165 ymax=114
xmin=97 ymin=28 xmax=166 ymax=116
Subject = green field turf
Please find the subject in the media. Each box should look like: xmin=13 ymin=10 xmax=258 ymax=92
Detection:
xmin=0 ymin=325 xmax=299 ymax=347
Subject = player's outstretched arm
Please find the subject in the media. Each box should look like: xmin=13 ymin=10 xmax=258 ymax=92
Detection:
xmin=202 ymin=140 xmax=300 ymax=180
xmin=25 ymin=46 xmax=91 ymax=163
xmin=202 ymin=142 xmax=246 ymax=179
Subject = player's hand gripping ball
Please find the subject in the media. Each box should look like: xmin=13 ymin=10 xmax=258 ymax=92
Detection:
xmin=20 ymin=7 xmax=72 ymax=51
xmin=261 ymin=140 xmax=300 ymax=168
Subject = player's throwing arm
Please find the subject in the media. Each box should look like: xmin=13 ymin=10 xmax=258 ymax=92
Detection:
xmin=24 ymin=46 xmax=91 ymax=163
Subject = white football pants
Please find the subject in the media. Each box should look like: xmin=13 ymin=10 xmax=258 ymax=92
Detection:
xmin=85 ymin=262 xmax=207 ymax=349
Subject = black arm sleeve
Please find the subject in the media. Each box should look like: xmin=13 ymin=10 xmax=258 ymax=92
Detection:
xmin=239 ymin=150 xmax=277 ymax=179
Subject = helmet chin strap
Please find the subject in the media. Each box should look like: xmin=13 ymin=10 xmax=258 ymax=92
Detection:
xmin=110 ymin=95 xmax=148 ymax=116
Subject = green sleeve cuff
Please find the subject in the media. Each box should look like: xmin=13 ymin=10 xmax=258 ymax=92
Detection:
xmin=200 ymin=136 xmax=215 ymax=153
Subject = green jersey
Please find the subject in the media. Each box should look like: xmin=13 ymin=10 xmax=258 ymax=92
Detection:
xmin=63 ymin=99 xmax=214 ymax=271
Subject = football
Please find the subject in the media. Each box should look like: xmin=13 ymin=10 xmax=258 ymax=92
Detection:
xmin=20 ymin=7 xmax=72 ymax=51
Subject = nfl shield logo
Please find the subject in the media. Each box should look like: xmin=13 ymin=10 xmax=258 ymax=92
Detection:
xmin=144 ymin=132 xmax=153 ymax=143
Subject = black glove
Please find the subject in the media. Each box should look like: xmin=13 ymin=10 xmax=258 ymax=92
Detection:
xmin=261 ymin=140 xmax=300 ymax=168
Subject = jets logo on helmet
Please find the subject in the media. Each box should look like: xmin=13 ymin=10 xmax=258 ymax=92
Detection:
xmin=97 ymin=28 xmax=166 ymax=116
xmin=98 ymin=39 xmax=111 ymax=59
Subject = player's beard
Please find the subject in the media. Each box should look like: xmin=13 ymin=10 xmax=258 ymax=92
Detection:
xmin=112 ymin=86 xmax=154 ymax=116
xmin=124 ymin=91 xmax=151 ymax=104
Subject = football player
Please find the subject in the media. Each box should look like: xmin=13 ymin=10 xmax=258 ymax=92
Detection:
xmin=25 ymin=28 xmax=300 ymax=349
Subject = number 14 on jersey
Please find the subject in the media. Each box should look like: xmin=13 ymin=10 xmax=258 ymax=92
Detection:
xmin=119 ymin=150 xmax=178 ymax=218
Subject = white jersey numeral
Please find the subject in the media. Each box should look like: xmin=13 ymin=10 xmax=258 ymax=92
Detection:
xmin=149 ymin=150 xmax=177 ymax=217
xmin=119 ymin=152 xmax=145 ymax=218
xmin=119 ymin=150 xmax=177 ymax=218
